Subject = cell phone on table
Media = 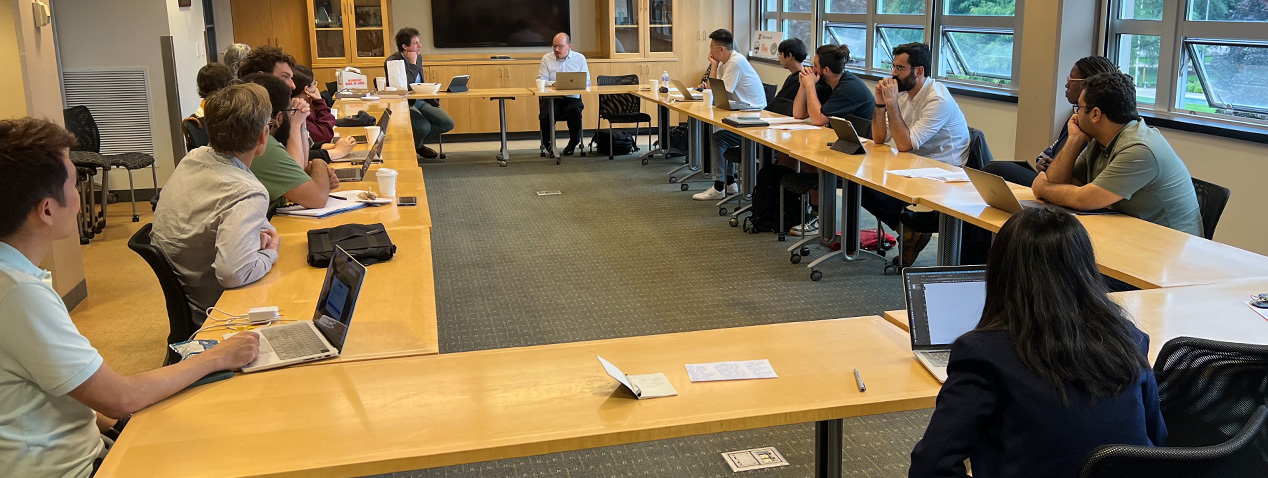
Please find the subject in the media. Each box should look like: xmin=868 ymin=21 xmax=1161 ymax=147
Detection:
xmin=397 ymin=196 xmax=417 ymax=206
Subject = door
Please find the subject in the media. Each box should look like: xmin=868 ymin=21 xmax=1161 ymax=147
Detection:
xmin=231 ymin=0 xmax=274 ymax=50
xmin=274 ymin=0 xmax=312 ymax=65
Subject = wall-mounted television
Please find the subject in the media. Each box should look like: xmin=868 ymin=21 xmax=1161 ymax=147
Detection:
xmin=431 ymin=0 xmax=570 ymax=48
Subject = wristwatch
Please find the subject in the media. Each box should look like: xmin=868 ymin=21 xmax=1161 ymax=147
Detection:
xmin=875 ymin=103 xmax=887 ymax=108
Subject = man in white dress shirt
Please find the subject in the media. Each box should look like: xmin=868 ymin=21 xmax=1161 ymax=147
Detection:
xmin=536 ymin=32 xmax=590 ymax=156
xmin=692 ymin=29 xmax=768 ymax=200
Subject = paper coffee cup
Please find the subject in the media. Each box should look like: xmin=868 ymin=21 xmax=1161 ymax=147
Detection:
xmin=364 ymin=126 xmax=381 ymax=143
xmin=702 ymin=89 xmax=713 ymax=104
xmin=374 ymin=77 xmax=387 ymax=90
xmin=375 ymin=168 xmax=398 ymax=197
xmin=649 ymin=79 xmax=659 ymax=91
xmin=536 ymin=78 xmax=547 ymax=91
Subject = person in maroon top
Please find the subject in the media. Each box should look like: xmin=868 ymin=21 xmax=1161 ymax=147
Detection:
xmin=293 ymin=65 xmax=335 ymax=144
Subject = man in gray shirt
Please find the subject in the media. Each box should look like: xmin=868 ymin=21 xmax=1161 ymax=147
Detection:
xmin=1034 ymin=72 xmax=1202 ymax=236
xmin=152 ymin=84 xmax=281 ymax=324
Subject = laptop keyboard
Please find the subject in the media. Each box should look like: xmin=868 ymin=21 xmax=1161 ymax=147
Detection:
xmin=335 ymin=168 xmax=360 ymax=181
xmin=924 ymin=350 xmax=952 ymax=367
xmin=261 ymin=324 xmax=329 ymax=361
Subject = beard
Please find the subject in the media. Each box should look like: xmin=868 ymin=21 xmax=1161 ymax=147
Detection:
xmin=895 ymin=74 xmax=918 ymax=92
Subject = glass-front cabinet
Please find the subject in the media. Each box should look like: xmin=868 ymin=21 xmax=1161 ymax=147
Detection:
xmin=604 ymin=0 xmax=674 ymax=58
xmin=309 ymin=0 xmax=392 ymax=67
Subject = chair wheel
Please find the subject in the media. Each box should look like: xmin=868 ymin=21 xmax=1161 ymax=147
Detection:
xmin=790 ymin=253 xmax=802 ymax=264
xmin=556 ymin=158 xmax=561 ymax=165
xmin=80 ymin=237 xmax=90 ymax=245
xmin=681 ymin=183 xmax=690 ymax=191
xmin=729 ymin=217 xmax=739 ymax=227
xmin=439 ymin=154 xmax=447 ymax=159
xmin=642 ymin=158 xmax=649 ymax=165
xmin=777 ymin=234 xmax=786 ymax=242
xmin=498 ymin=160 xmax=507 ymax=167
xmin=884 ymin=264 xmax=900 ymax=275
xmin=580 ymin=151 xmax=586 ymax=157
xmin=669 ymin=176 xmax=678 ymax=183
xmin=540 ymin=152 xmax=546 ymax=157
xmin=132 ymin=215 xmax=139 ymax=222
xmin=800 ymin=247 xmax=810 ymax=256
xmin=718 ymin=207 xmax=727 ymax=216
xmin=810 ymin=270 xmax=823 ymax=281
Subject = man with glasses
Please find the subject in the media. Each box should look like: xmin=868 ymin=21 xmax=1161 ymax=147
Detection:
xmin=692 ymin=28 xmax=767 ymax=201
xmin=1033 ymin=72 xmax=1202 ymax=236
xmin=866 ymin=42 xmax=970 ymax=267
xmin=536 ymin=32 xmax=590 ymax=156
xmin=241 ymin=73 xmax=337 ymax=213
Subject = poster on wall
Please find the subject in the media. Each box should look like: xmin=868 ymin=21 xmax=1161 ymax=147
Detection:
xmin=752 ymin=31 xmax=783 ymax=59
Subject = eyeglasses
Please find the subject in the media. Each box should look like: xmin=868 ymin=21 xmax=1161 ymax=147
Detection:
xmin=1073 ymin=104 xmax=1092 ymax=114
xmin=891 ymin=65 xmax=909 ymax=73
xmin=1066 ymin=77 xmax=1084 ymax=83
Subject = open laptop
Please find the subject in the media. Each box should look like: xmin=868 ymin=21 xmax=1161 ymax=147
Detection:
xmin=334 ymin=137 xmax=377 ymax=182
xmin=827 ymin=116 xmax=867 ymax=154
xmin=241 ymin=246 xmax=366 ymax=373
xmin=964 ymin=168 xmax=1117 ymax=215
xmin=707 ymin=77 xmax=760 ymax=111
xmin=902 ymin=265 xmax=987 ymax=383
xmin=446 ymin=75 xmax=470 ymax=93
xmin=349 ymin=109 xmax=391 ymax=143
xmin=554 ymin=71 xmax=587 ymax=90
xmin=671 ymin=79 xmax=702 ymax=101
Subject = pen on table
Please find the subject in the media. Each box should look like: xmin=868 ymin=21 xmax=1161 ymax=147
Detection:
xmin=329 ymin=194 xmax=343 ymax=200
xmin=853 ymin=368 xmax=866 ymax=392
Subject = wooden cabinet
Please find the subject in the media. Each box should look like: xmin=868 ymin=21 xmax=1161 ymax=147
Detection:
xmin=600 ymin=0 xmax=677 ymax=59
xmin=230 ymin=0 xmax=311 ymax=67
xmin=675 ymin=0 xmax=732 ymax=87
xmin=307 ymin=0 xmax=393 ymax=69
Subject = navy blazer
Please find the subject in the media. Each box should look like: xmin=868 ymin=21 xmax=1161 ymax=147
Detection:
xmin=909 ymin=324 xmax=1166 ymax=478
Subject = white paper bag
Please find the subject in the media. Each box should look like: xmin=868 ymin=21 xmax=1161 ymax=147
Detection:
xmin=386 ymin=59 xmax=408 ymax=89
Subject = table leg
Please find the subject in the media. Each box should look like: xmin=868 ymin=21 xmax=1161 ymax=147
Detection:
xmin=815 ymin=419 xmax=843 ymax=478
xmin=938 ymin=213 xmax=963 ymax=266
xmin=840 ymin=180 xmax=862 ymax=260
xmin=727 ymin=140 xmax=758 ymax=220
xmin=495 ymin=98 xmax=510 ymax=167
xmin=643 ymin=103 xmax=675 ymax=163
xmin=673 ymin=117 xmax=705 ymax=190
xmin=97 ymin=169 xmax=109 ymax=233
xmin=547 ymin=97 xmax=557 ymax=162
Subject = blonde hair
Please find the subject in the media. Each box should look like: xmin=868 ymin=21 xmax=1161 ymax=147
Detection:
xmin=204 ymin=83 xmax=271 ymax=154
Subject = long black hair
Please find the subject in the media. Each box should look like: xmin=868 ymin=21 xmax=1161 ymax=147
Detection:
xmin=977 ymin=207 xmax=1148 ymax=402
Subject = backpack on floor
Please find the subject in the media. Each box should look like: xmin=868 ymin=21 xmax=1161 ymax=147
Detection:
xmin=667 ymin=124 xmax=688 ymax=156
xmin=592 ymin=129 xmax=636 ymax=156
xmin=860 ymin=228 xmax=896 ymax=251
xmin=743 ymin=164 xmax=804 ymax=234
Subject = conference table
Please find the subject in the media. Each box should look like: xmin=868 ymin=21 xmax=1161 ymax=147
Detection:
xmin=536 ymin=84 xmax=642 ymax=163
xmin=95 ymin=316 xmax=941 ymax=478
xmin=407 ymin=88 xmax=535 ymax=166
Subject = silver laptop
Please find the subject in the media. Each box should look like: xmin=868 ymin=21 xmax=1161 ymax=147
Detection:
xmin=336 ymin=123 xmax=386 ymax=182
xmin=554 ymin=71 xmax=587 ymax=90
xmin=671 ymin=79 xmax=702 ymax=101
xmin=963 ymin=168 xmax=1116 ymax=215
xmin=349 ymin=109 xmax=391 ymax=143
xmin=902 ymin=266 xmax=986 ymax=383
xmin=708 ymin=77 xmax=760 ymax=111
xmin=242 ymin=246 xmax=366 ymax=373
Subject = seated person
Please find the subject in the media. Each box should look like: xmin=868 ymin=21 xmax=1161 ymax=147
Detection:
xmin=1033 ymin=72 xmax=1203 ymax=236
xmin=194 ymin=63 xmax=232 ymax=117
xmin=222 ymin=42 xmax=251 ymax=79
xmin=152 ymin=83 xmax=282 ymax=320
xmin=536 ymin=32 xmax=589 ymax=156
xmin=290 ymin=65 xmax=355 ymax=162
xmin=909 ymin=206 xmax=1166 ymax=478
xmin=0 ymin=116 xmax=260 ymax=477
xmin=766 ymin=38 xmax=812 ymax=115
xmin=387 ymin=27 xmax=454 ymax=159
xmin=240 ymin=73 xmax=338 ymax=213
xmin=692 ymin=29 xmax=767 ymax=201
xmin=984 ymin=56 xmax=1118 ymax=185
xmin=866 ymin=42 xmax=970 ymax=266
xmin=236 ymin=45 xmax=295 ymax=90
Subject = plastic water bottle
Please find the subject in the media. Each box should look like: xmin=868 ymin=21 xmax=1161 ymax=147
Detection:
xmin=661 ymin=70 xmax=670 ymax=84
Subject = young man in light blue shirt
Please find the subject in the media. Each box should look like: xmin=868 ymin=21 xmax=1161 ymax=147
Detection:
xmin=0 ymin=117 xmax=260 ymax=478
xmin=537 ymin=32 xmax=590 ymax=156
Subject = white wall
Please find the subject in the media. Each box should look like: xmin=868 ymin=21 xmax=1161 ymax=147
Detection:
xmin=212 ymin=0 xmax=234 ymax=55
xmin=392 ymin=1 xmax=597 ymax=55
xmin=166 ymin=0 xmax=208 ymax=119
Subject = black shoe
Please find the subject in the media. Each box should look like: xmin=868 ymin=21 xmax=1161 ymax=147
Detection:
xmin=562 ymin=141 xmax=579 ymax=156
xmin=418 ymin=146 xmax=438 ymax=159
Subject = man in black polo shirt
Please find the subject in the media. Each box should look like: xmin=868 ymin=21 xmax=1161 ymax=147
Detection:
xmin=794 ymin=44 xmax=874 ymax=127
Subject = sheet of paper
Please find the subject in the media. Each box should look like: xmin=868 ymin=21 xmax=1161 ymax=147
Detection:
xmin=722 ymin=447 xmax=789 ymax=472
xmin=769 ymin=124 xmax=822 ymax=131
xmin=627 ymin=373 xmax=678 ymax=398
xmin=760 ymin=117 xmax=810 ymax=125
xmin=886 ymin=167 xmax=971 ymax=183
xmin=685 ymin=359 xmax=778 ymax=382
xmin=1246 ymin=302 xmax=1268 ymax=321
xmin=273 ymin=196 xmax=367 ymax=218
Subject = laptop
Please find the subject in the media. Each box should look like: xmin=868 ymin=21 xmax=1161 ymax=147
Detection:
xmin=707 ymin=77 xmax=760 ymax=111
xmin=671 ymin=79 xmax=702 ymax=101
xmin=446 ymin=75 xmax=470 ymax=93
xmin=554 ymin=71 xmax=587 ymax=90
xmin=241 ymin=246 xmax=367 ymax=373
xmin=349 ymin=109 xmax=391 ymax=143
xmin=827 ymin=116 xmax=866 ymax=155
xmin=902 ymin=265 xmax=987 ymax=383
xmin=963 ymin=168 xmax=1117 ymax=215
xmin=334 ymin=138 xmax=377 ymax=182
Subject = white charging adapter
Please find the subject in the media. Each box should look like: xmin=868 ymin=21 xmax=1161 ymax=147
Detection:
xmin=247 ymin=306 xmax=279 ymax=324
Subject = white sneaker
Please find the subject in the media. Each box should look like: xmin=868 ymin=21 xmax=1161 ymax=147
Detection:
xmin=789 ymin=216 xmax=820 ymax=236
xmin=692 ymin=187 xmax=726 ymax=200
xmin=725 ymin=183 xmax=739 ymax=194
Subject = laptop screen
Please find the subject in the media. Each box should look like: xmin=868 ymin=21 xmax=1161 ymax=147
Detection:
xmin=312 ymin=246 xmax=366 ymax=351
xmin=902 ymin=266 xmax=986 ymax=348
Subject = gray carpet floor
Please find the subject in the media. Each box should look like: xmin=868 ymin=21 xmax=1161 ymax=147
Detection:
xmin=366 ymin=146 xmax=940 ymax=478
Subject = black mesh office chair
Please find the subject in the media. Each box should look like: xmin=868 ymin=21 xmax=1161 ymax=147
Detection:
xmin=128 ymin=224 xmax=199 ymax=365
xmin=64 ymin=105 xmax=158 ymax=223
xmin=1191 ymin=178 xmax=1230 ymax=240
xmin=965 ymin=127 xmax=993 ymax=170
xmin=590 ymin=74 xmax=650 ymax=160
xmin=1078 ymin=405 xmax=1268 ymax=478
xmin=1153 ymin=337 xmax=1268 ymax=448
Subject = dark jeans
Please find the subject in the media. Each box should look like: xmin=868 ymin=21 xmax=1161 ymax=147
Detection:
xmin=982 ymin=160 xmax=1038 ymax=186
xmin=862 ymin=188 xmax=907 ymax=231
xmin=538 ymin=97 xmax=584 ymax=146
xmin=712 ymin=129 xmax=743 ymax=188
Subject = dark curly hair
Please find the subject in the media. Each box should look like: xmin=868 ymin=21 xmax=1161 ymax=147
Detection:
xmin=395 ymin=27 xmax=420 ymax=52
xmin=0 ymin=118 xmax=78 ymax=237
xmin=197 ymin=63 xmax=233 ymax=99
xmin=1074 ymin=56 xmax=1118 ymax=79
xmin=892 ymin=42 xmax=932 ymax=76
xmin=1082 ymin=72 xmax=1140 ymax=124
xmin=236 ymin=45 xmax=295 ymax=79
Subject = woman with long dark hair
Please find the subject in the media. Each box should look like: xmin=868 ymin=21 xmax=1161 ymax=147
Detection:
xmin=909 ymin=207 xmax=1166 ymax=478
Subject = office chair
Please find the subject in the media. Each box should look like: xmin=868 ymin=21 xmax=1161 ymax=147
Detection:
xmin=75 ymin=166 xmax=98 ymax=244
xmin=1191 ymin=178 xmax=1230 ymax=240
xmin=590 ymin=74 xmax=649 ymax=160
xmin=181 ymin=116 xmax=208 ymax=152
xmin=1153 ymin=336 xmax=1268 ymax=448
xmin=965 ymin=127 xmax=993 ymax=170
xmin=1078 ymin=405 xmax=1268 ymax=478
xmin=128 ymin=224 xmax=200 ymax=365
xmin=64 ymin=105 xmax=159 ymax=223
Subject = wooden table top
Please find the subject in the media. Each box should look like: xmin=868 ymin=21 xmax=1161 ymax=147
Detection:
xmin=97 ymin=316 xmax=940 ymax=478
xmin=405 ymin=88 xmax=536 ymax=100
xmin=791 ymin=144 xmax=979 ymax=204
xmin=535 ymin=85 xmax=643 ymax=96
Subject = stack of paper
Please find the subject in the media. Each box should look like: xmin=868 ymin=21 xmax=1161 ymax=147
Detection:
xmin=769 ymin=124 xmax=822 ymax=131
xmin=760 ymin=117 xmax=811 ymax=125
xmin=274 ymin=195 xmax=367 ymax=218
xmin=685 ymin=359 xmax=778 ymax=382
xmin=886 ymin=167 xmax=971 ymax=183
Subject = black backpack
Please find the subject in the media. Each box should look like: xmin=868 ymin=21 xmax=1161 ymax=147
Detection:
xmin=667 ymin=124 xmax=688 ymax=156
xmin=592 ymin=129 xmax=636 ymax=156
xmin=742 ymin=164 xmax=803 ymax=234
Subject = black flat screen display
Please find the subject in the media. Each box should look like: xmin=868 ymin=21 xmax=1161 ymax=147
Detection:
xmin=431 ymin=0 xmax=571 ymax=48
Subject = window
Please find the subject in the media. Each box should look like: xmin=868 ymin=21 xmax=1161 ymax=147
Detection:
xmin=1107 ymin=0 xmax=1268 ymax=124
xmin=756 ymin=0 xmax=1023 ymax=91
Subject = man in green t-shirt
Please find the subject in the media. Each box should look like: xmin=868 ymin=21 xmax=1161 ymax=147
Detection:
xmin=1033 ymin=72 xmax=1202 ymax=237
xmin=240 ymin=73 xmax=337 ymax=213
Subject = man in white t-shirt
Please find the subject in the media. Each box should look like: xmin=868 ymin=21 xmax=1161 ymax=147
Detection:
xmin=0 ymin=117 xmax=260 ymax=477
xmin=867 ymin=42 xmax=970 ymax=267
xmin=692 ymin=29 xmax=769 ymax=200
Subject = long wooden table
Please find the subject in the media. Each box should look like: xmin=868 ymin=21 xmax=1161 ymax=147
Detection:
xmin=96 ymin=316 xmax=940 ymax=478
xmin=405 ymin=88 xmax=535 ymax=166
